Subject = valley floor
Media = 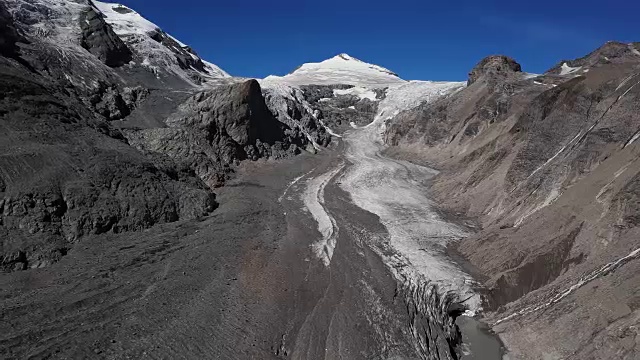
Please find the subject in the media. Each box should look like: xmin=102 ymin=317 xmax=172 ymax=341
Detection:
xmin=1 ymin=131 xmax=502 ymax=359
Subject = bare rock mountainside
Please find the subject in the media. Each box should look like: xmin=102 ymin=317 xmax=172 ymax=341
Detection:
xmin=386 ymin=43 xmax=640 ymax=359
xmin=1 ymin=1 xmax=639 ymax=360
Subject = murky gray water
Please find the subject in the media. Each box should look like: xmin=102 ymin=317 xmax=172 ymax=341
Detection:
xmin=457 ymin=316 xmax=504 ymax=359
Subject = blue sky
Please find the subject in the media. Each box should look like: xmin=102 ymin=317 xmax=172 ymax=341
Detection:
xmin=117 ymin=0 xmax=639 ymax=81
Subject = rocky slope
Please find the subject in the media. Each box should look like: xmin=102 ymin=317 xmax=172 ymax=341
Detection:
xmin=0 ymin=1 xmax=327 ymax=271
xmin=385 ymin=42 xmax=640 ymax=360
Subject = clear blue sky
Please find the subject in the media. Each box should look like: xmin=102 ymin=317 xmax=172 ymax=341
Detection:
xmin=117 ymin=0 xmax=639 ymax=81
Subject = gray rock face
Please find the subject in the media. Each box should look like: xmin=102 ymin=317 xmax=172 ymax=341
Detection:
xmin=467 ymin=55 xmax=522 ymax=85
xmin=172 ymin=80 xmax=284 ymax=149
xmin=0 ymin=1 xmax=24 ymax=59
xmin=301 ymin=84 xmax=382 ymax=131
xmin=261 ymin=86 xmax=332 ymax=148
xmin=89 ymin=83 xmax=149 ymax=121
xmin=79 ymin=7 xmax=133 ymax=67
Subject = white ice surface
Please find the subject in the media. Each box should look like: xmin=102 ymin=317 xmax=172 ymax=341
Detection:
xmin=559 ymin=62 xmax=582 ymax=75
xmin=93 ymin=1 xmax=159 ymax=36
xmin=303 ymin=164 xmax=345 ymax=266
xmin=336 ymin=80 xmax=481 ymax=312
xmin=333 ymin=86 xmax=378 ymax=101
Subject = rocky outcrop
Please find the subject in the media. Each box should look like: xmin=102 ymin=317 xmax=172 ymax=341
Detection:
xmin=261 ymin=84 xmax=332 ymax=148
xmin=0 ymin=1 xmax=24 ymax=59
xmin=171 ymin=80 xmax=288 ymax=153
xmin=0 ymin=0 xmax=319 ymax=273
xmin=301 ymin=84 xmax=382 ymax=130
xmin=467 ymin=55 xmax=521 ymax=85
xmin=88 ymin=83 xmax=149 ymax=121
xmin=79 ymin=7 xmax=133 ymax=67
xmin=127 ymin=80 xmax=307 ymax=188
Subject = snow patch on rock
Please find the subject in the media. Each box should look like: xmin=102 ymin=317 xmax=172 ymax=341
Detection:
xmin=333 ymin=86 xmax=378 ymax=101
xmin=559 ymin=62 xmax=582 ymax=76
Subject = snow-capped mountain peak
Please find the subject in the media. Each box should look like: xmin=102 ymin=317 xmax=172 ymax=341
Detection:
xmin=264 ymin=53 xmax=405 ymax=87
xmin=93 ymin=1 xmax=230 ymax=83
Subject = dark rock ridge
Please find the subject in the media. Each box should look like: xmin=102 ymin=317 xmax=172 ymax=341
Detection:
xmin=385 ymin=43 xmax=640 ymax=360
xmin=0 ymin=1 xmax=24 ymax=60
xmin=467 ymin=55 xmax=522 ymax=85
xmin=79 ymin=6 xmax=133 ymax=67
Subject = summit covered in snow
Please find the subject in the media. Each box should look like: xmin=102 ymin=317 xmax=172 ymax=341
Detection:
xmin=3 ymin=0 xmax=231 ymax=86
xmin=93 ymin=1 xmax=230 ymax=82
xmin=263 ymin=53 xmax=406 ymax=87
